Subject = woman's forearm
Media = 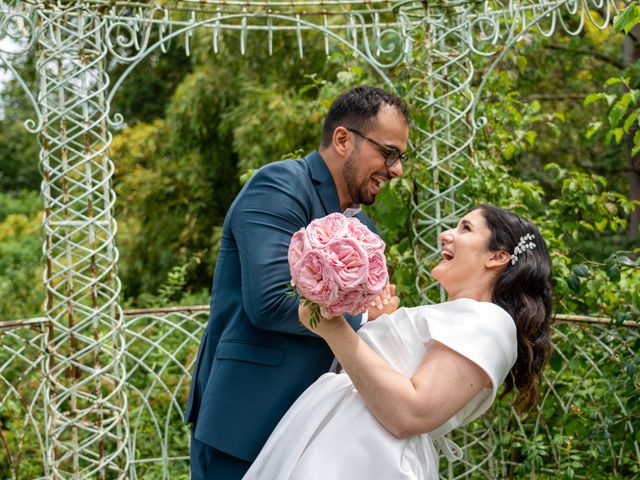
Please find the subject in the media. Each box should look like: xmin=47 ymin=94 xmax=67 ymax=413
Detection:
xmin=318 ymin=318 xmax=427 ymax=437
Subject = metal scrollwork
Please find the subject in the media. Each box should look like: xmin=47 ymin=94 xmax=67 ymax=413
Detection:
xmin=105 ymin=6 xmax=155 ymax=63
xmin=469 ymin=0 xmax=618 ymax=131
xmin=0 ymin=3 xmax=42 ymax=132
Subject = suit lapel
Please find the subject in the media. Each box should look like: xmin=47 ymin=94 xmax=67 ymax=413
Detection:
xmin=305 ymin=151 xmax=341 ymax=215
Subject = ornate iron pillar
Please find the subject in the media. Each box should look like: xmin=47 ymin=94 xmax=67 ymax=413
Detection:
xmin=37 ymin=4 xmax=129 ymax=478
xmin=411 ymin=5 xmax=475 ymax=302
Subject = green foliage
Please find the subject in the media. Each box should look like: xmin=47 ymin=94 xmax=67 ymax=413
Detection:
xmin=495 ymin=321 xmax=639 ymax=479
xmin=0 ymin=193 xmax=43 ymax=320
xmin=614 ymin=2 xmax=640 ymax=34
xmin=0 ymin=120 xmax=40 ymax=193
xmin=0 ymin=190 xmax=40 ymax=221
xmin=110 ymin=42 xmax=193 ymax=124
xmin=365 ymin=176 xmax=421 ymax=306
xmin=219 ymin=52 xmax=377 ymax=172
xmin=584 ymin=76 xmax=640 ymax=157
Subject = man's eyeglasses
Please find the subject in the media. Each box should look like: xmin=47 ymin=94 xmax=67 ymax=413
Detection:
xmin=346 ymin=127 xmax=407 ymax=167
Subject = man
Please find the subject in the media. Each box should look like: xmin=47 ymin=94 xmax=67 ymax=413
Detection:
xmin=185 ymin=85 xmax=410 ymax=478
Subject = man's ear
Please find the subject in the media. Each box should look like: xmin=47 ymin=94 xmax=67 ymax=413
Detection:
xmin=333 ymin=126 xmax=352 ymax=157
xmin=486 ymin=250 xmax=511 ymax=269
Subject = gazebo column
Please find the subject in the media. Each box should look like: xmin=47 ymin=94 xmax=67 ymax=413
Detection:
xmin=37 ymin=5 xmax=129 ymax=479
xmin=411 ymin=8 xmax=475 ymax=302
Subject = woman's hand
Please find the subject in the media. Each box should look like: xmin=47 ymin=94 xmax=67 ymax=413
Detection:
xmin=298 ymin=301 xmax=345 ymax=338
xmin=367 ymin=283 xmax=400 ymax=321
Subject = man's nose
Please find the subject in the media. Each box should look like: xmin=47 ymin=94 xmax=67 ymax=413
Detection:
xmin=387 ymin=160 xmax=403 ymax=178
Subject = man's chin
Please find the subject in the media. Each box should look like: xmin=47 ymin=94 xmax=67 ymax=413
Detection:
xmin=358 ymin=189 xmax=377 ymax=206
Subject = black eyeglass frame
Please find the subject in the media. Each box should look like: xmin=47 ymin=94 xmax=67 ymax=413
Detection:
xmin=346 ymin=127 xmax=408 ymax=167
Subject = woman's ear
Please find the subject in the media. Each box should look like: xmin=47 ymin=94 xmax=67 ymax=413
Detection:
xmin=486 ymin=250 xmax=511 ymax=269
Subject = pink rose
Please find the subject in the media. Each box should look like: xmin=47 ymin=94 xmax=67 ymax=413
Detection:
xmin=305 ymin=213 xmax=348 ymax=249
xmin=323 ymin=238 xmax=369 ymax=290
xmin=365 ymin=250 xmax=388 ymax=294
xmin=345 ymin=219 xmax=385 ymax=253
xmin=292 ymin=250 xmax=339 ymax=305
xmin=288 ymin=229 xmax=308 ymax=270
xmin=321 ymin=288 xmax=368 ymax=318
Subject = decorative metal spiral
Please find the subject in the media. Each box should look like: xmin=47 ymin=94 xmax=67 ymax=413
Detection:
xmin=36 ymin=5 xmax=129 ymax=478
xmin=408 ymin=12 xmax=476 ymax=303
xmin=0 ymin=1 xmax=42 ymax=132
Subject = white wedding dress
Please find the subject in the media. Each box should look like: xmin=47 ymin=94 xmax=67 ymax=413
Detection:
xmin=243 ymin=298 xmax=517 ymax=480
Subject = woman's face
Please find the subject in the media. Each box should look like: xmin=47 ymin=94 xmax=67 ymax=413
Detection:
xmin=431 ymin=209 xmax=496 ymax=299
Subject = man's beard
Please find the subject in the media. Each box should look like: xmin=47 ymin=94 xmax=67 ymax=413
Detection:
xmin=342 ymin=151 xmax=375 ymax=206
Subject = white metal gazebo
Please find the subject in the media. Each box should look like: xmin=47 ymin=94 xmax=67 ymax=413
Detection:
xmin=0 ymin=1 xmax=637 ymax=478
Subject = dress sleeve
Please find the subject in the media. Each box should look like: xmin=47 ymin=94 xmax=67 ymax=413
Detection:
xmin=409 ymin=299 xmax=517 ymax=404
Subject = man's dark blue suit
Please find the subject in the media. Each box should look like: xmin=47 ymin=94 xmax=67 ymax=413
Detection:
xmin=185 ymin=151 xmax=377 ymax=478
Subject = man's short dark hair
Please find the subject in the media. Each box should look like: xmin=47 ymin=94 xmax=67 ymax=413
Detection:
xmin=320 ymin=86 xmax=410 ymax=148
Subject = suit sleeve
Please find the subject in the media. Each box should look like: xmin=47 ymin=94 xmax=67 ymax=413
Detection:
xmin=230 ymin=164 xmax=363 ymax=335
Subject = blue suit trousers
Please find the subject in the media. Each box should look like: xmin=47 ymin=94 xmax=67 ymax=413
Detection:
xmin=190 ymin=428 xmax=251 ymax=479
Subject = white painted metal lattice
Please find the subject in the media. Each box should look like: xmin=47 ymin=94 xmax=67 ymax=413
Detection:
xmin=0 ymin=0 xmax=631 ymax=477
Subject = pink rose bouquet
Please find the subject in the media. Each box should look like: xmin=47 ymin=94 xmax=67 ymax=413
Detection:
xmin=288 ymin=213 xmax=389 ymax=328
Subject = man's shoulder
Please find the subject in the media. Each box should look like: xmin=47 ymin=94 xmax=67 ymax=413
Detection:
xmin=250 ymin=158 xmax=312 ymax=189
xmin=257 ymin=157 xmax=308 ymax=176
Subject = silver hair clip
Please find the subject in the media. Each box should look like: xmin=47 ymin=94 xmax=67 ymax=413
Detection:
xmin=511 ymin=233 xmax=536 ymax=265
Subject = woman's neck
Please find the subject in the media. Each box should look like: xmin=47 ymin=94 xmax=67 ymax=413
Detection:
xmin=446 ymin=287 xmax=493 ymax=303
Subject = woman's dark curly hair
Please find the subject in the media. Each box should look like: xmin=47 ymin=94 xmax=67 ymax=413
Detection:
xmin=473 ymin=204 xmax=553 ymax=413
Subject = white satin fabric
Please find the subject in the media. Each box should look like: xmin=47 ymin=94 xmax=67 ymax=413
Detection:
xmin=243 ymin=298 xmax=517 ymax=480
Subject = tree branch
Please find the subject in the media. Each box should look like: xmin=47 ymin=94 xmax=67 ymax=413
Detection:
xmin=521 ymin=93 xmax=590 ymax=101
xmin=545 ymin=43 xmax=625 ymax=70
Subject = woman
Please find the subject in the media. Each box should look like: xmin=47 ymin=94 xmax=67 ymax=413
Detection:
xmin=243 ymin=204 xmax=553 ymax=479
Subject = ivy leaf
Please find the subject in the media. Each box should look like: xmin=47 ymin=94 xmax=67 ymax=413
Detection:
xmin=516 ymin=55 xmax=528 ymax=73
xmin=573 ymin=264 xmax=590 ymax=277
xmin=605 ymin=77 xmax=624 ymax=87
xmin=608 ymin=106 xmax=625 ymax=128
xmin=607 ymin=265 xmax=621 ymax=282
xmin=618 ymin=255 xmax=637 ymax=267
xmin=617 ymin=92 xmax=633 ymax=110
xmin=614 ymin=4 xmax=640 ymax=34
xmin=566 ymin=274 xmax=581 ymax=292
xmin=583 ymin=93 xmax=605 ymax=107
xmin=595 ymin=218 xmax=608 ymax=231
xmin=623 ymin=110 xmax=638 ymax=133
xmin=586 ymin=121 xmax=602 ymax=139
xmin=607 ymin=128 xmax=625 ymax=144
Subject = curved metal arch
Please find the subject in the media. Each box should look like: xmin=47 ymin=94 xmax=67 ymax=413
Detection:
xmin=105 ymin=11 xmax=415 ymax=129
xmin=469 ymin=0 xmax=617 ymax=126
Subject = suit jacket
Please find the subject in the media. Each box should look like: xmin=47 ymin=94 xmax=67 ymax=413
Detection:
xmin=185 ymin=151 xmax=378 ymax=462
